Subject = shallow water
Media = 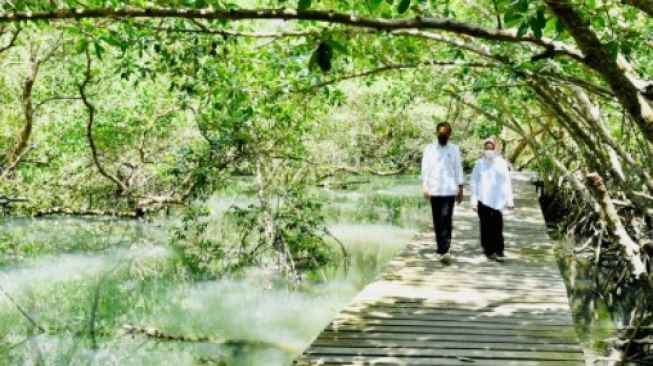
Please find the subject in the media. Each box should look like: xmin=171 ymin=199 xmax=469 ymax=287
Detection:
xmin=556 ymin=238 xmax=623 ymax=365
xmin=0 ymin=177 xmax=424 ymax=366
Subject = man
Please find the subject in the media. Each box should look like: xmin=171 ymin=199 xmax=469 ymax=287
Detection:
xmin=421 ymin=122 xmax=464 ymax=264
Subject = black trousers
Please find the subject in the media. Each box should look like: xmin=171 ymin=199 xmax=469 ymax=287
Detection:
xmin=430 ymin=196 xmax=456 ymax=255
xmin=477 ymin=201 xmax=504 ymax=256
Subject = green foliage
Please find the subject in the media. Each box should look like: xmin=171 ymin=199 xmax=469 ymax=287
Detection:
xmin=298 ymin=0 xmax=311 ymax=10
xmin=474 ymin=120 xmax=502 ymax=140
xmin=397 ymin=0 xmax=411 ymax=14
xmin=170 ymin=205 xmax=227 ymax=278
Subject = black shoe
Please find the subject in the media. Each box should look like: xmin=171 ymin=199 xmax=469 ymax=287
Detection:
xmin=486 ymin=253 xmax=497 ymax=261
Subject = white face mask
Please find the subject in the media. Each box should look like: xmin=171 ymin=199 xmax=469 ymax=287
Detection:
xmin=483 ymin=150 xmax=496 ymax=159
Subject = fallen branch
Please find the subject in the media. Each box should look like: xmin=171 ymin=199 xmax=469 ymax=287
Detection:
xmin=0 ymin=284 xmax=45 ymax=333
xmin=0 ymin=195 xmax=28 ymax=204
xmin=34 ymin=207 xmax=140 ymax=218
xmin=119 ymin=324 xmax=279 ymax=348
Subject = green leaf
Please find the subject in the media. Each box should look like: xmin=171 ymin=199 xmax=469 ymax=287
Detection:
xmin=516 ymin=0 xmax=529 ymax=13
xmin=298 ymin=0 xmax=311 ymax=11
xmin=535 ymin=8 xmax=546 ymax=28
xmin=530 ymin=19 xmax=542 ymax=39
xmin=325 ymin=40 xmax=349 ymax=55
xmin=606 ymin=40 xmax=619 ymax=61
xmin=101 ymin=35 xmax=123 ymax=49
xmin=75 ymin=38 xmax=89 ymax=54
xmin=93 ymin=42 xmax=104 ymax=60
xmin=517 ymin=21 xmax=529 ymax=38
xmin=504 ymin=11 xmax=523 ymax=28
xmin=555 ymin=18 xmax=566 ymax=33
xmin=370 ymin=0 xmax=383 ymax=11
xmin=397 ymin=0 xmax=410 ymax=14
xmin=593 ymin=16 xmax=605 ymax=28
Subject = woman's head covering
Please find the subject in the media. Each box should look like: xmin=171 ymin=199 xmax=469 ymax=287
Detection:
xmin=482 ymin=137 xmax=496 ymax=149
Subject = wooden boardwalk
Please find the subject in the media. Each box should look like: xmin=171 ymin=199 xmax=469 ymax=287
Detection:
xmin=294 ymin=173 xmax=584 ymax=366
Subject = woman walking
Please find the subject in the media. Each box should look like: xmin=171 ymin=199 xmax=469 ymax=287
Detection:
xmin=470 ymin=138 xmax=514 ymax=262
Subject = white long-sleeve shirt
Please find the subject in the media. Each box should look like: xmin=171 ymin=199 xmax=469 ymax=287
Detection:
xmin=470 ymin=156 xmax=514 ymax=211
xmin=421 ymin=142 xmax=464 ymax=196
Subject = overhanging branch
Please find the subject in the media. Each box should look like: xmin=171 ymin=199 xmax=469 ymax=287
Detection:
xmin=0 ymin=7 xmax=585 ymax=61
xmin=304 ymin=60 xmax=497 ymax=90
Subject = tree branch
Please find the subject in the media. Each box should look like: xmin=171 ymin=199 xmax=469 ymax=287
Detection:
xmin=5 ymin=44 xmax=39 ymax=175
xmin=79 ymin=48 xmax=129 ymax=194
xmin=0 ymin=284 xmax=45 ymax=333
xmin=33 ymin=96 xmax=83 ymax=113
xmin=0 ymin=7 xmax=585 ymax=61
xmin=0 ymin=26 xmax=19 ymax=54
xmin=305 ymin=60 xmax=497 ymax=90
xmin=585 ymin=173 xmax=648 ymax=281
xmin=544 ymin=0 xmax=653 ymax=143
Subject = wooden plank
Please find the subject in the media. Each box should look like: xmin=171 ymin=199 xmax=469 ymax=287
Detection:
xmin=348 ymin=300 xmax=573 ymax=309
xmin=325 ymin=325 xmax=578 ymax=340
xmin=317 ymin=330 xmax=582 ymax=345
xmin=295 ymin=355 xmax=584 ymax=366
xmin=329 ymin=318 xmax=575 ymax=332
xmin=335 ymin=312 xmax=574 ymax=326
xmin=303 ymin=347 xmax=586 ymax=361
xmin=311 ymin=339 xmax=583 ymax=352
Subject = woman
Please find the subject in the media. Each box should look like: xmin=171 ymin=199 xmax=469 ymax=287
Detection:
xmin=470 ymin=138 xmax=514 ymax=262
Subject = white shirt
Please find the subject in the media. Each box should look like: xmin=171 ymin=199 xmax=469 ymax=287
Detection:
xmin=421 ymin=142 xmax=464 ymax=196
xmin=470 ymin=156 xmax=514 ymax=211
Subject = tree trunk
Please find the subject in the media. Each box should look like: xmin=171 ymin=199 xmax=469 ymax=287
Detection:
xmin=585 ymin=173 xmax=648 ymax=280
xmin=5 ymin=44 xmax=39 ymax=175
xmin=544 ymin=0 xmax=653 ymax=144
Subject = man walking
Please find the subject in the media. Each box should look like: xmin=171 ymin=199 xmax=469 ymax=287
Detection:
xmin=421 ymin=122 xmax=464 ymax=264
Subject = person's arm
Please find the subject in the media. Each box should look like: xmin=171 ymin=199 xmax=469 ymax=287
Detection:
xmin=504 ymin=160 xmax=514 ymax=209
xmin=470 ymin=161 xmax=479 ymax=211
xmin=421 ymin=145 xmax=431 ymax=200
xmin=455 ymin=146 xmax=464 ymax=204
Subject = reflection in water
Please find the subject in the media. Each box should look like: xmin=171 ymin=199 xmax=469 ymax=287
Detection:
xmin=556 ymin=236 xmax=622 ymax=364
xmin=0 ymin=177 xmax=420 ymax=365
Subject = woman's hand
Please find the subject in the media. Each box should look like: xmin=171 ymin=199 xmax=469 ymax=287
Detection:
xmin=456 ymin=187 xmax=464 ymax=204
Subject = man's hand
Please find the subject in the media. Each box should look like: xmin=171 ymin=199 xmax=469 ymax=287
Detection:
xmin=471 ymin=204 xmax=478 ymax=212
xmin=423 ymin=190 xmax=430 ymax=200
xmin=455 ymin=187 xmax=464 ymax=205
